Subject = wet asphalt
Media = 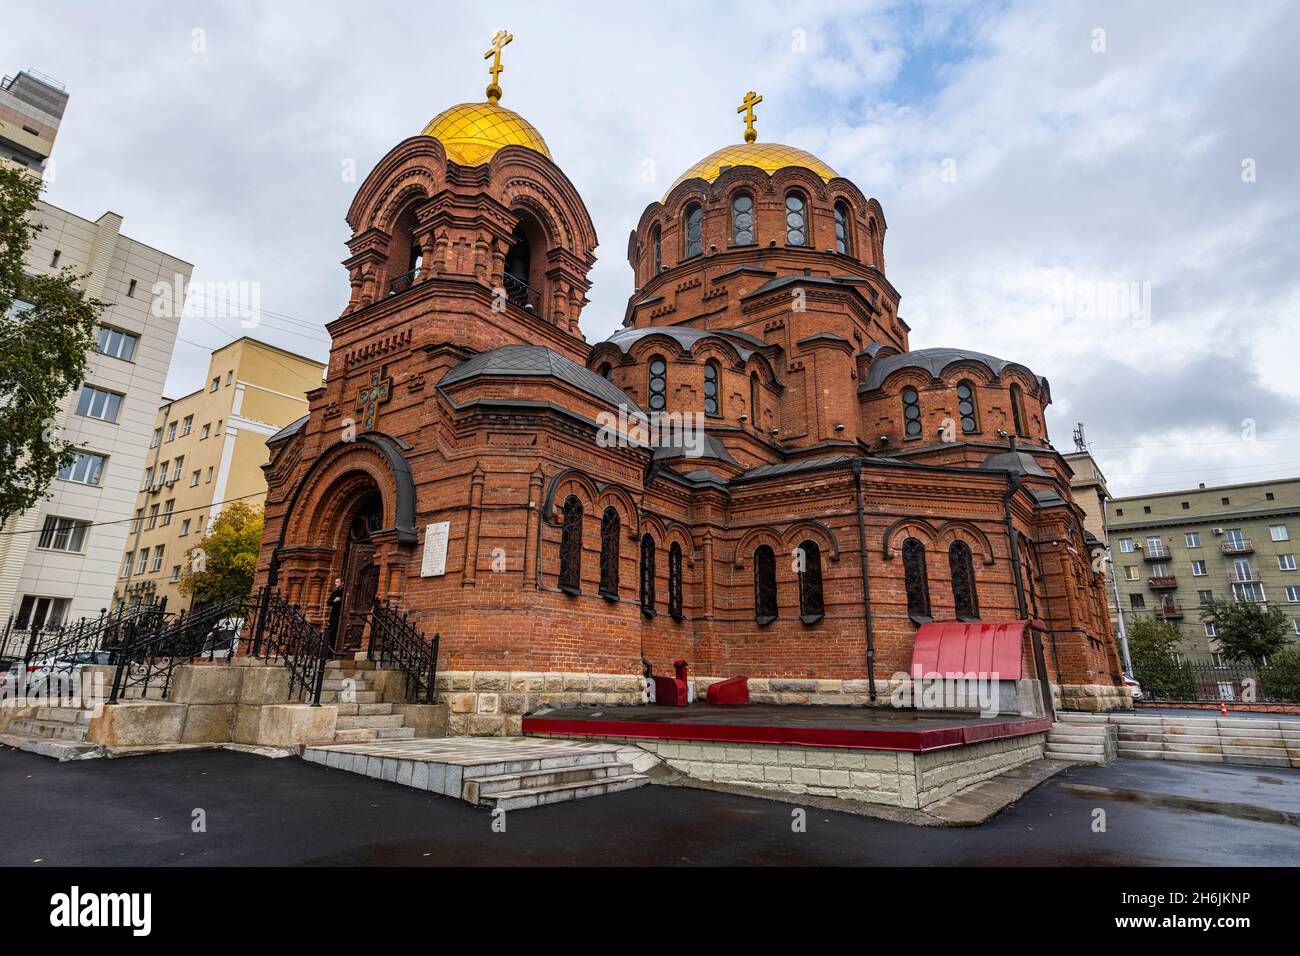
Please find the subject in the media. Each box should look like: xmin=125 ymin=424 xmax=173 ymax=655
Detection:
xmin=1 ymin=747 xmax=1297 ymax=867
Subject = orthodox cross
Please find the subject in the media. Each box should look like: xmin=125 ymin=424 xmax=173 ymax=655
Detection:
xmin=355 ymin=365 xmax=393 ymax=433
xmin=484 ymin=29 xmax=513 ymax=104
xmin=737 ymin=90 xmax=763 ymax=143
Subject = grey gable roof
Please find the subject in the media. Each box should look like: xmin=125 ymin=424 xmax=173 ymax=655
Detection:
xmin=861 ymin=347 xmax=1045 ymax=392
xmin=439 ymin=345 xmax=640 ymax=411
xmin=267 ymin=414 xmax=308 ymax=444
xmin=602 ymin=326 xmax=765 ymax=362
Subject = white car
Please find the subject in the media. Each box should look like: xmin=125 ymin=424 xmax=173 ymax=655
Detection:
xmin=0 ymin=650 xmax=113 ymax=698
xmin=200 ymin=617 xmax=246 ymax=658
xmin=1122 ymin=673 xmax=1143 ymax=701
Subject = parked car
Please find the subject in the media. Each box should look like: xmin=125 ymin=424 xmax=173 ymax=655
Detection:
xmin=0 ymin=650 xmax=113 ymax=698
xmin=200 ymin=617 xmax=246 ymax=658
xmin=1122 ymin=673 xmax=1143 ymax=701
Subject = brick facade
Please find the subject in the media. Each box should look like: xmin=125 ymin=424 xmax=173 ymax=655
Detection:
xmin=252 ymin=97 xmax=1126 ymax=723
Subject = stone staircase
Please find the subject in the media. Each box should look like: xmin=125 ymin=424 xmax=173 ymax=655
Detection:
xmin=319 ymin=659 xmax=416 ymax=743
xmin=1044 ymin=718 xmax=1117 ymax=765
xmin=1057 ymin=712 xmax=1300 ymax=768
xmin=302 ymin=737 xmax=656 ymax=811
xmin=2 ymin=705 xmax=96 ymax=743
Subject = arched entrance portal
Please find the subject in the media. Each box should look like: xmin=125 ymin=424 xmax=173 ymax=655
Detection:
xmin=337 ymin=489 xmax=383 ymax=656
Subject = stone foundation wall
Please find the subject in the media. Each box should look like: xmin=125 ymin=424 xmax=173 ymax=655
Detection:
xmin=435 ymin=670 xmax=645 ymax=736
xmin=1056 ymin=683 xmax=1133 ymax=713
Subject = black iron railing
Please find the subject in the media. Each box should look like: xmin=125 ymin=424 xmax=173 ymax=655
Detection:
xmin=2 ymin=600 xmax=165 ymax=671
xmin=368 ymin=599 xmax=439 ymax=704
xmin=388 ymin=267 xmax=421 ymax=295
xmin=1132 ymin=657 xmax=1297 ymax=704
xmin=502 ymin=271 xmax=541 ymax=312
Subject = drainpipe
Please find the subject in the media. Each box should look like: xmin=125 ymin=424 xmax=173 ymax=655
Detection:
xmin=851 ymin=461 xmax=878 ymax=702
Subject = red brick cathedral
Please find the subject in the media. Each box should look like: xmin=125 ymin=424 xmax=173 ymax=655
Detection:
xmin=255 ymin=34 xmax=1127 ymax=734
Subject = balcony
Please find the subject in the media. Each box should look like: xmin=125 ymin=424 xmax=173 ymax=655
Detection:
xmin=1221 ymin=538 xmax=1253 ymax=554
xmin=1148 ymin=575 xmax=1178 ymax=589
xmin=1143 ymin=544 xmax=1171 ymax=561
xmin=502 ymin=271 xmax=542 ymax=312
xmin=1155 ymin=601 xmax=1184 ymax=619
xmin=387 ymin=267 xmax=421 ymax=295
xmin=1231 ymin=569 xmax=1260 ymax=583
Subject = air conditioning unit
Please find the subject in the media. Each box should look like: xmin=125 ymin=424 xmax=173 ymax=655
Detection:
xmin=1213 ymin=527 xmax=1225 ymax=535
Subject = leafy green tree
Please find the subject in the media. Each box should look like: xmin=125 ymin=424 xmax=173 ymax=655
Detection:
xmin=178 ymin=502 xmax=264 ymax=606
xmin=1260 ymin=649 xmax=1300 ymax=704
xmin=0 ymin=166 xmax=105 ymax=525
xmin=1127 ymin=616 xmax=1195 ymax=700
xmin=1199 ymin=597 xmax=1292 ymax=667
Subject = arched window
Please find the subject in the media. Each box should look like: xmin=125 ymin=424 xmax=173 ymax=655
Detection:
xmin=684 ymin=204 xmax=703 ymax=258
xmin=902 ymin=537 xmax=931 ymax=621
xmin=703 ymin=360 xmax=721 ymax=417
xmin=1021 ymin=547 xmax=1040 ymax=620
xmin=599 ymin=507 xmax=620 ymax=599
xmin=597 ymin=362 xmax=612 ymax=380
xmin=749 ymin=372 xmax=760 ymax=428
xmin=902 ymin=386 xmax=922 ymax=438
xmin=785 ymin=192 xmax=808 ymax=246
xmin=668 ymin=541 xmax=683 ymax=619
xmin=648 ymin=355 xmax=667 ymax=412
xmin=1010 ymin=384 xmax=1027 ymax=437
xmin=868 ymin=218 xmax=879 ymax=266
xmin=640 ymin=534 xmax=656 ymax=616
xmin=834 ymin=201 xmax=852 ymax=256
xmin=558 ymin=495 xmax=583 ymax=595
xmin=650 ymin=225 xmax=662 ymax=276
xmin=797 ymin=539 xmax=824 ymax=623
xmin=956 ymin=380 xmax=979 ymax=434
xmin=949 ymin=540 xmax=979 ymax=620
xmin=731 ymin=192 xmax=755 ymax=245
xmin=754 ymin=544 xmax=777 ymax=624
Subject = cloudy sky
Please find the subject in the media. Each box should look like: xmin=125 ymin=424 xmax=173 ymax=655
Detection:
xmin=7 ymin=0 xmax=1298 ymax=496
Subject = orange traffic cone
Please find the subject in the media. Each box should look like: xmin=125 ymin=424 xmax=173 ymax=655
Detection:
xmin=1219 ymin=700 xmax=1228 ymax=716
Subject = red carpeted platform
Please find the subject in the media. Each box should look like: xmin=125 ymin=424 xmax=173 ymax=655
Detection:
xmin=523 ymin=703 xmax=1051 ymax=752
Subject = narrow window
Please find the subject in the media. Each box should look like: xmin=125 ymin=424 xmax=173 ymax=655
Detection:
xmin=558 ymin=495 xmax=583 ymax=595
xmin=1010 ymin=384 xmax=1027 ymax=437
xmin=902 ymin=537 xmax=931 ymax=621
xmin=684 ymin=204 xmax=703 ymax=258
xmin=749 ymin=372 xmax=760 ymax=428
xmin=949 ymin=541 xmax=979 ymax=620
xmin=640 ymin=534 xmax=656 ymax=616
xmin=797 ymin=539 xmax=824 ymax=623
xmin=597 ymin=362 xmax=612 ymax=380
xmin=126 ymin=278 xmax=137 ymax=297
xmin=650 ymin=225 xmax=662 ymax=275
xmin=599 ymin=507 xmax=620 ymax=599
xmin=703 ymin=360 xmax=721 ymax=417
xmin=754 ymin=545 xmax=777 ymax=624
xmin=956 ymin=380 xmax=979 ymax=434
xmin=834 ymin=202 xmax=851 ymax=255
xmin=668 ymin=542 xmax=683 ymax=619
xmin=731 ymin=192 xmax=754 ymax=245
xmin=902 ymin=386 xmax=922 ymax=438
xmin=648 ymin=355 xmax=667 ymax=411
xmin=785 ymin=192 xmax=808 ymax=246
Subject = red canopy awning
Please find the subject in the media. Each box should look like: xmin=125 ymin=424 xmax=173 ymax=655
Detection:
xmin=911 ymin=620 xmax=1034 ymax=680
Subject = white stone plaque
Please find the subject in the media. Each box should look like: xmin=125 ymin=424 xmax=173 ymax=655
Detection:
xmin=421 ymin=521 xmax=450 ymax=577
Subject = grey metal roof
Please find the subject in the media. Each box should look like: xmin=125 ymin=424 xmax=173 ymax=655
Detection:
xmin=439 ymin=345 xmax=640 ymax=410
xmin=860 ymin=347 xmax=1043 ymax=392
xmin=979 ymin=450 xmax=1050 ymax=478
xmin=652 ymin=434 xmax=739 ymax=464
xmin=602 ymin=326 xmax=766 ymax=362
xmin=732 ymin=455 xmax=860 ymax=483
xmin=267 ymin=414 xmax=308 ymax=444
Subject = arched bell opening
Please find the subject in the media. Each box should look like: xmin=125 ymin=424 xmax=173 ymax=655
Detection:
xmin=503 ymin=213 xmax=546 ymax=313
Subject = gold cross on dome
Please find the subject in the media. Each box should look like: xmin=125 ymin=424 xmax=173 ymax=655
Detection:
xmin=355 ymin=365 xmax=393 ymax=433
xmin=484 ymin=29 xmax=513 ymax=104
xmin=737 ymin=90 xmax=763 ymax=143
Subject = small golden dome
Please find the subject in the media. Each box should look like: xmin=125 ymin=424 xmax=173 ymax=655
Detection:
xmin=666 ymin=142 xmax=837 ymax=197
xmin=421 ymin=101 xmax=551 ymax=167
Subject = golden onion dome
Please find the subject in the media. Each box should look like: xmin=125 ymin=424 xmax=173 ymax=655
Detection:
xmin=666 ymin=142 xmax=837 ymax=198
xmin=421 ymin=101 xmax=551 ymax=167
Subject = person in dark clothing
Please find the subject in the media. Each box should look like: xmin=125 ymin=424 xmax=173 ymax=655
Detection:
xmin=324 ymin=578 xmax=345 ymax=652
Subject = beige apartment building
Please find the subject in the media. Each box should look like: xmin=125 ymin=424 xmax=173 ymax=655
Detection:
xmin=116 ymin=338 xmax=324 ymax=609
xmin=1107 ymin=477 xmax=1300 ymax=659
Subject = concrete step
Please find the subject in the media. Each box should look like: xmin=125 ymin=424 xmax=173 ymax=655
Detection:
xmin=332 ymin=728 xmax=379 ymax=743
xmin=1041 ymin=741 xmax=1105 ymax=755
xmin=31 ymin=707 xmax=94 ymax=725
xmin=1044 ymin=749 xmax=1107 ymax=765
xmin=319 ymin=690 xmax=378 ymax=704
xmin=464 ymin=759 xmax=635 ymax=799
xmin=6 ymin=719 xmax=89 ymax=741
xmin=375 ymin=727 xmax=416 ymax=740
xmin=460 ymin=749 xmax=625 ymax=780
xmin=478 ymin=774 xmax=649 ymax=812
xmin=333 ymin=702 xmax=394 ymax=717
xmin=326 ymin=660 xmax=376 ymax=671
xmin=335 ymin=714 xmax=406 ymax=731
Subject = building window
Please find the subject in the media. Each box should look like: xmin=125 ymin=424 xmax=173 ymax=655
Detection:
xmin=210 ymin=377 xmax=220 ymax=393
xmin=956 ymin=380 xmax=979 ymax=434
xmin=1151 ymin=562 xmax=1169 ymax=577
xmin=1221 ymin=497 xmax=1230 ymax=506
xmin=1130 ymin=594 xmax=1146 ymax=610
xmin=1009 ymin=384 xmax=1027 ymax=437
xmin=1198 ymin=590 xmax=1214 ymax=605
xmin=1280 ymin=554 xmax=1297 ymax=571
xmin=180 ymin=518 xmax=191 ymax=536
xmin=172 ymin=457 xmax=184 ymax=481
xmin=1287 ymin=586 xmax=1300 ymax=603
xmin=1271 ymin=524 xmax=1290 ymax=542
xmin=754 ymin=544 xmax=777 ymax=625
xmin=949 ymin=541 xmax=980 ymax=620
xmin=647 ymin=355 xmax=667 ymax=411
xmin=557 ymin=495 xmax=582 ymax=595
xmin=50 ymin=250 xmax=61 ymax=267
xmin=640 ymin=534 xmax=656 ymax=617
xmin=161 ymin=500 xmax=175 ymax=526
xmin=122 ymin=552 xmax=133 ymax=577
xmin=1118 ymin=538 xmax=1135 ymax=553
xmin=785 ymin=192 xmax=808 ymax=246
xmin=147 ymin=503 xmax=160 ymax=529
xmin=1185 ymin=532 xmax=1201 ymax=548
xmin=191 ymin=470 xmax=200 ymax=487
xmin=683 ymin=204 xmax=703 ymax=258
xmin=171 ymin=565 xmax=182 ymax=583
xmin=15 ymin=596 xmax=69 ymax=630
xmin=796 ymin=540 xmax=824 ymax=624
xmin=834 ymin=201 xmax=851 ymax=255
xmin=599 ymin=507 xmax=619 ymax=599
xmin=57 ymin=450 xmax=106 ymax=486
xmin=1115 ymin=508 xmax=1124 ymax=516
xmin=668 ymin=541 xmax=684 ymax=620
xmin=136 ymin=550 xmax=149 ymax=575
xmin=1232 ymin=582 xmax=1266 ymax=603
xmin=1182 ymin=501 xmax=1190 ymax=510
xmin=703 ymin=360 xmax=721 ymax=417
xmin=151 ymin=427 xmax=162 ymax=448
xmin=1205 ymin=622 xmax=1218 ymax=637
xmin=126 ymin=278 xmax=137 ymax=297
xmin=749 ymin=373 xmax=760 ymax=428
xmin=75 ymin=385 xmax=123 ymax=423
xmin=166 ymin=421 xmax=177 ymax=442
xmin=151 ymin=545 xmax=165 ymax=573
xmin=96 ymin=326 xmax=138 ymax=361
xmin=901 ymin=386 xmax=922 ymax=438
xmin=201 ymin=423 xmax=211 ymax=440
xmin=650 ymin=225 xmax=661 ymax=275
xmin=1124 ymin=565 xmax=1139 ymax=581
xmin=731 ymin=192 xmax=755 ymax=245
xmin=38 ymin=516 xmax=89 ymax=553
xmin=181 ymin=415 xmax=193 ymax=436
xmin=902 ymin=538 xmax=931 ymax=621
xmin=1191 ymin=560 xmax=1207 ymax=576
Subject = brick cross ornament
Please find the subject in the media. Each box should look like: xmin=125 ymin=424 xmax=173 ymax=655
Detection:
xmin=356 ymin=365 xmax=393 ymax=432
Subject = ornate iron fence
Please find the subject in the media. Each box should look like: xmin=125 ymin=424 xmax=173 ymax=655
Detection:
xmin=1133 ymin=657 xmax=1295 ymax=704
xmin=369 ymin=599 xmax=439 ymax=704
xmin=0 ymin=600 xmax=166 ymax=670
xmin=245 ymin=586 xmax=331 ymax=704
xmin=502 ymin=270 xmax=541 ymax=312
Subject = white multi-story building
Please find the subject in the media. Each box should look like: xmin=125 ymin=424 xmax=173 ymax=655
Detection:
xmin=0 ymin=68 xmax=191 ymax=636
